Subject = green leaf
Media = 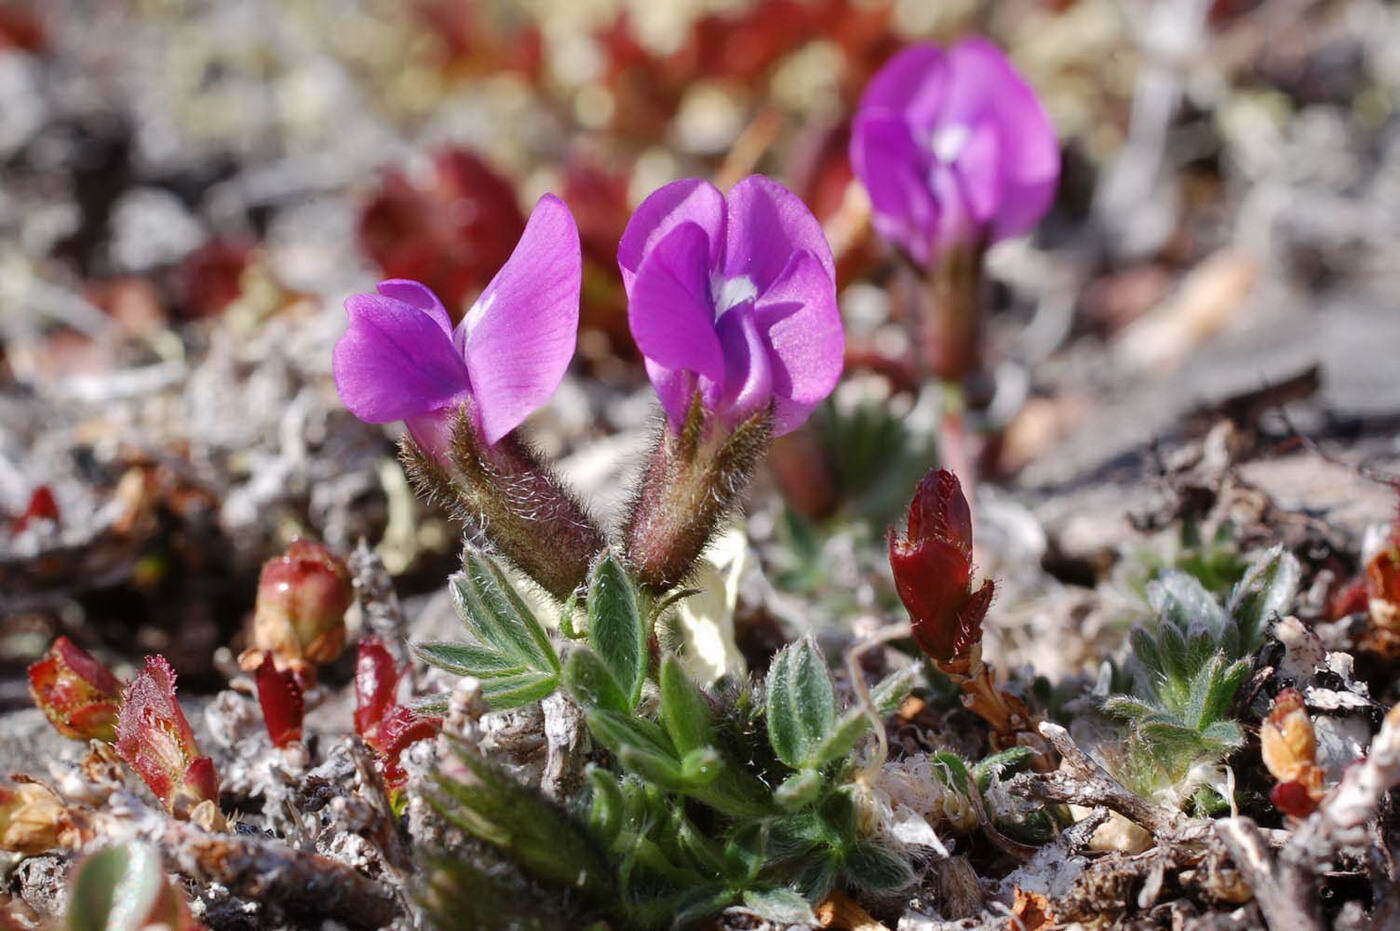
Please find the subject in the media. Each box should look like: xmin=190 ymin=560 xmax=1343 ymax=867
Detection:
xmin=559 ymin=589 xmax=584 ymax=640
xmin=973 ymin=746 xmax=1036 ymax=790
xmin=480 ymin=670 xmax=561 ymax=709
xmin=931 ymin=752 xmax=973 ymax=795
xmin=619 ymin=745 xmax=688 ymax=790
xmin=870 ymin=662 xmax=922 ymax=714
xmin=67 ymin=843 xmax=169 ymax=931
xmin=774 ymin=770 xmax=824 ymax=810
xmin=1226 ymin=546 xmax=1300 ymax=658
xmin=659 ymin=655 xmax=716 ymax=754
xmin=722 ymin=823 xmax=768 ymax=882
xmin=844 ymin=841 xmax=916 ymax=893
xmin=587 ymin=767 xmax=624 ymax=845
xmin=452 ymin=551 xmax=560 ymax=673
xmin=415 ymin=641 xmax=525 ymax=678
xmin=563 ymin=648 xmax=630 ymax=715
xmin=587 ymin=554 xmax=648 ymax=709
xmin=742 ymin=888 xmax=815 ymax=924
xmin=585 ymin=708 xmax=676 ymax=760
xmin=789 ymin=856 xmax=840 ymax=903
xmin=765 ymin=638 xmax=836 ymax=769
xmin=679 ymin=747 xmax=723 ymax=787
xmin=431 ymin=737 xmax=612 ymax=899
xmin=674 ymin=813 xmax=727 ymax=875
xmin=669 ymin=888 xmax=737 ymax=930
xmin=422 ymin=856 xmax=572 ymax=931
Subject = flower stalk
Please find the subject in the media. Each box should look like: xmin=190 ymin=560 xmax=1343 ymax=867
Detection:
xmin=624 ymin=398 xmax=771 ymax=591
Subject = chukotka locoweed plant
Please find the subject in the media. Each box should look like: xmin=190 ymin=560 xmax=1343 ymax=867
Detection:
xmin=850 ymin=39 xmax=1058 ymax=386
xmin=334 ymin=194 xmax=605 ymax=600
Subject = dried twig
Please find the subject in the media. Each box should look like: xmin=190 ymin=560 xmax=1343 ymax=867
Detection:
xmin=1009 ymin=722 xmax=1186 ymax=837
xmin=1215 ymin=816 xmax=1321 ymax=931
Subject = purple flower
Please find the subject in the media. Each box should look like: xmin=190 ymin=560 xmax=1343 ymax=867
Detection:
xmin=333 ymin=194 xmax=580 ymax=455
xmin=850 ymin=39 xmax=1059 ymax=266
xmin=619 ymin=175 xmax=843 ymax=437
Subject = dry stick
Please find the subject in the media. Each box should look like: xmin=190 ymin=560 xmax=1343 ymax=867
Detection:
xmin=98 ymin=800 xmax=400 ymax=930
xmin=1215 ymin=817 xmax=1323 ymax=931
xmin=1009 ymin=722 xmax=1186 ymax=838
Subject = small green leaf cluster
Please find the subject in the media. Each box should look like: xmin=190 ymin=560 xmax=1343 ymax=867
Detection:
xmin=419 ymin=548 xmax=921 ymax=928
xmin=1105 ymin=546 xmax=1300 ymax=789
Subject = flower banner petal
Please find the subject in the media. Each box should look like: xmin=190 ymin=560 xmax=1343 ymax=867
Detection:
xmin=722 ymin=175 xmax=835 ymax=296
xmin=618 ymin=178 xmax=726 ymax=290
xmin=461 ymin=194 xmax=582 ymax=445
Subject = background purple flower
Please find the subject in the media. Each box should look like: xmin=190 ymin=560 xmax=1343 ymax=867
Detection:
xmin=850 ymin=39 xmax=1060 ymax=266
xmin=333 ymin=194 xmax=580 ymax=454
xmin=619 ymin=175 xmax=843 ymax=437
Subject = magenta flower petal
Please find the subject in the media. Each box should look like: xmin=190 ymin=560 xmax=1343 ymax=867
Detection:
xmin=722 ymin=175 xmax=835 ymax=295
xmin=458 ymin=194 xmax=581 ymax=445
xmin=628 ymin=222 xmax=727 ymax=385
xmin=944 ymin=39 xmax=1059 ymax=239
xmin=857 ymin=43 xmax=950 ymax=134
xmin=850 ymin=112 xmax=939 ymax=266
xmin=754 ymin=251 xmax=844 ymax=435
xmin=375 ymin=278 xmax=454 ymax=338
xmin=332 ymin=291 xmax=472 ymax=424
xmin=618 ymin=178 xmax=726 ymax=291
xmin=624 ymin=174 xmax=844 ymax=435
xmin=850 ymin=38 xmax=1058 ymax=259
xmin=714 ymin=308 xmax=773 ymax=424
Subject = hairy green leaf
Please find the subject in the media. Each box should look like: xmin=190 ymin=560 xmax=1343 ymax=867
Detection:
xmin=742 ymin=888 xmax=815 ymax=924
xmin=453 ymin=551 xmax=560 ymax=673
xmin=765 ymin=638 xmax=836 ymax=769
xmin=587 ymin=553 xmax=648 ymax=710
xmin=659 ymin=655 xmax=716 ymax=754
xmin=431 ymin=737 xmax=612 ymax=899
xmin=563 ymin=648 xmax=630 ymax=715
xmin=415 ymin=642 xmax=526 ymax=678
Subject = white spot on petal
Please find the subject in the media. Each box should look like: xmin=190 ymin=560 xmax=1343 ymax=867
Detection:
xmin=931 ymin=123 xmax=970 ymax=164
xmin=711 ymin=274 xmax=757 ymax=318
xmin=462 ymin=291 xmax=496 ymax=339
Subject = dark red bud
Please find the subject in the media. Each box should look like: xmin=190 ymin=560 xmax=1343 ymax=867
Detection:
xmin=889 ymin=469 xmax=992 ymax=662
xmin=1269 ymin=780 xmax=1318 ymax=818
xmin=28 ymin=636 xmax=122 ymax=742
xmin=352 ymin=638 xmax=440 ymax=793
xmin=115 ymin=656 xmax=220 ymax=818
xmin=255 ymin=654 xmax=305 ymax=748
xmin=353 ymin=637 xmax=400 ymax=741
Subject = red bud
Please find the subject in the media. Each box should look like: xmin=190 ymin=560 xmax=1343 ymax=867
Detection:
xmin=115 ymin=656 xmax=221 ymax=820
xmin=255 ymin=654 xmax=305 ymax=749
xmin=240 ymin=540 xmax=352 ymax=677
xmin=353 ymin=638 xmax=441 ymax=794
xmin=28 ymin=636 xmax=122 ymax=742
xmin=889 ymin=469 xmax=993 ymax=662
